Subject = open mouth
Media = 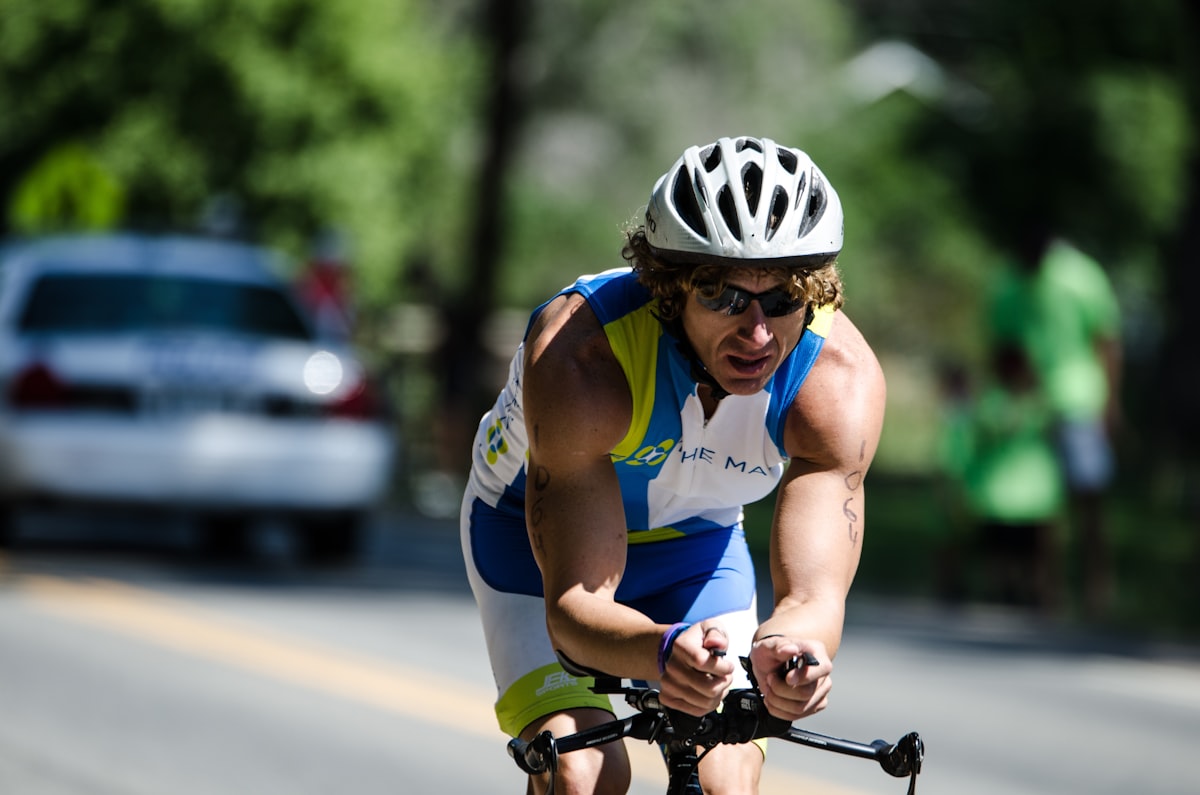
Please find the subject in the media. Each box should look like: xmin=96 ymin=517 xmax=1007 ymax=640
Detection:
xmin=728 ymin=353 xmax=770 ymax=375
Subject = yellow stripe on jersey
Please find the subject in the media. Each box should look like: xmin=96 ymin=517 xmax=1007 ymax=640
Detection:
xmin=808 ymin=304 xmax=835 ymax=337
xmin=605 ymin=303 xmax=663 ymax=462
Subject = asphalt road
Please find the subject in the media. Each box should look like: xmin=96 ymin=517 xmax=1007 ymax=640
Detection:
xmin=1 ymin=508 xmax=1198 ymax=795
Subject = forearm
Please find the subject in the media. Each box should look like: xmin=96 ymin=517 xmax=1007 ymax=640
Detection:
xmin=760 ymin=471 xmax=865 ymax=662
xmin=755 ymin=592 xmax=848 ymax=659
xmin=545 ymin=588 xmax=665 ymax=681
xmin=526 ymin=472 xmax=663 ymax=679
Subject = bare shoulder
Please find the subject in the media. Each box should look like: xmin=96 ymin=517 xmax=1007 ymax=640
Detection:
xmin=785 ymin=310 xmax=887 ymax=470
xmin=523 ymin=292 xmax=632 ymax=459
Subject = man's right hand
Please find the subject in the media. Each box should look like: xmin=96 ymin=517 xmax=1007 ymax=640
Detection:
xmin=749 ymin=635 xmax=832 ymax=721
xmin=658 ymin=622 xmax=736 ymax=716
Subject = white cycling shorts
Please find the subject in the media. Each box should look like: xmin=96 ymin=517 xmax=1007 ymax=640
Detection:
xmin=460 ymin=482 xmax=759 ymax=737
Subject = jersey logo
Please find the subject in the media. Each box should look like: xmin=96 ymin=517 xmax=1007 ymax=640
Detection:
xmin=485 ymin=418 xmax=509 ymax=465
xmin=619 ymin=438 xmax=676 ymax=467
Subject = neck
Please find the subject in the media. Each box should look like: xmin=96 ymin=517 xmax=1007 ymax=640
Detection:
xmin=661 ymin=315 xmax=729 ymax=401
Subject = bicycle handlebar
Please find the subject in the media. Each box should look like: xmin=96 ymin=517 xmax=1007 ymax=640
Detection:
xmin=508 ymin=654 xmax=923 ymax=794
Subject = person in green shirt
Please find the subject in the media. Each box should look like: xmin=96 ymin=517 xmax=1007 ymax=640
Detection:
xmin=956 ymin=344 xmax=1066 ymax=609
xmin=989 ymin=230 xmax=1122 ymax=617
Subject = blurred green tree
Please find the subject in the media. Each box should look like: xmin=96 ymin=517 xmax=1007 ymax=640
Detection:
xmin=845 ymin=0 xmax=1199 ymax=468
xmin=3 ymin=0 xmax=1197 ymax=480
xmin=7 ymin=141 xmax=126 ymax=233
xmin=0 ymin=0 xmax=479 ymax=311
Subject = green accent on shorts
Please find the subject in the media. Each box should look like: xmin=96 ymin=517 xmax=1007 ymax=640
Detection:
xmin=496 ymin=662 xmax=614 ymax=738
xmin=627 ymin=526 xmax=686 ymax=544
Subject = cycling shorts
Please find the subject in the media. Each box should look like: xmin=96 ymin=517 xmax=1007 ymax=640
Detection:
xmin=461 ymin=483 xmax=760 ymax=738
xmin=1056 ymin=418 xmax=1115 ymax=493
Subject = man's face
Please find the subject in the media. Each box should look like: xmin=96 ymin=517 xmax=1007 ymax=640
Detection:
xmin=678 ymin=268 xmax=809 ymax=397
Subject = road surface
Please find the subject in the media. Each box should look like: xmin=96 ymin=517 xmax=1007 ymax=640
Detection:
xmin=1 ymin=508 xmax=1197 ymax=794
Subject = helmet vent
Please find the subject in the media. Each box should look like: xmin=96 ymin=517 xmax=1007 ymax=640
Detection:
xmin=794 ymin=172 xmax=808 ymax=209
xmin=737 ymin=138 xmax=763 ymax=154
xmin=672 ymin=164 xmax=709 ymax=239
xmin=796 ymin=173 xmax=827 ymax=238
xmin=701 ymin=145 xmax=722 ymax=172
xmin=777 ymin=148 xmax=798 ymax=174
xmin=766 ymin=186 xmax=789 ymax=241
xmin=716 ymin=186 xmax=742 ymax=241
xmin=692 ymin=167 xmax=710 ymax=208
xmin=742 ymin=163 xmax=763 ymax=215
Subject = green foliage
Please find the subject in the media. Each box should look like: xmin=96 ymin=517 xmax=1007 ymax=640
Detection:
xmin=3 ymin=0 xmax=1198 ymax=483
xmin=501 ymin=0 xmax=860 ymax=306
xmin=7 ymin=141 xmax=126 ymax=233
xmin=500 ymin=177 xmax=631 ymax=306
xmin=1087 ymin=68 xmax=1193 ymax=234
xmin=863 ymin=0 xmax=1195 ymax=267
xmin=0 ymin=0 xmax=481 ymax=311
xmin=2 ymin=0 xmax=1197 ymax=636
xmin=745 ymin=472 xmax=1200 ymax=640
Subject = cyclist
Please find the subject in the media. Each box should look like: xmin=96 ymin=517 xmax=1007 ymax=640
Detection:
xmin=461 ymin=136 xmax=886 ymax=794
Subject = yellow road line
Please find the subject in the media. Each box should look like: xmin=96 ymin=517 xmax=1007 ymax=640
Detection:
xmin=17 ymin=574 xmax=867 ymax=795
xmin=19 ymin=574 xmax=497 ymax=730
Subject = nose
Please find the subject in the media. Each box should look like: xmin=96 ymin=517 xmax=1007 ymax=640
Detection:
xmin=736 ymin=300 xmax=773 ymax=343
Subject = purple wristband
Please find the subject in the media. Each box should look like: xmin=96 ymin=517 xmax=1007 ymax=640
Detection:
xmin=657 ymin=622 xmax=691 ymax=676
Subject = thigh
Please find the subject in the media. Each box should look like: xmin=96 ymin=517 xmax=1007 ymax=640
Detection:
xmin=461 ymin=491 xmax=613 ymax=737
xmin=522 ymin=708 xmax=632 ymax=795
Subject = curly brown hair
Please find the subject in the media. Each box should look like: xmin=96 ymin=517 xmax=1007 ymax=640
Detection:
xmin=621 ymin=226 xmax=844 ymax=321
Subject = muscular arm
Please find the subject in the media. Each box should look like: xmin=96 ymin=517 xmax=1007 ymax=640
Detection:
xmin=522 ymin=296 xmax=706 ymax=688
xmin=751 ymin=310 xmax=887 ymax=718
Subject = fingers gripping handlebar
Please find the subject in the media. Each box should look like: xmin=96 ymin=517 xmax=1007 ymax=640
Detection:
xmin=508 ymin=652 xmax=924 ymax=794
xmin=507 ymin=685 xmax=785 ymax=775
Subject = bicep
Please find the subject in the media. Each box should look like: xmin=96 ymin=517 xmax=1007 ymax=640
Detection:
xmin=521 ymin=297 xmax=632 ymax=602
xmin=524 ymin=446 xmax=627 ymax=600
xmin=772 ymin=311 xmax=885 ymax=600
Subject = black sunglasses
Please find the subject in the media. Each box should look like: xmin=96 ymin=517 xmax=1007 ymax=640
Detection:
xmin=693 ymin=282 xmax=804 ymax=317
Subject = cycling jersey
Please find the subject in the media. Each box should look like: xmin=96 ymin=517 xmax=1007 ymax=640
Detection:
xmin=467 ymin=267 xmax=831 ymax=590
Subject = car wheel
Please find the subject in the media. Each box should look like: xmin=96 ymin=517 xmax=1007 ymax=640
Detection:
xmin=298 ymin=512 xmax=364 ymax=566
xmin=0 ymin=505 xmax=13 ymax=549
xmin=199 ymin=513 xmax=252 ymax=560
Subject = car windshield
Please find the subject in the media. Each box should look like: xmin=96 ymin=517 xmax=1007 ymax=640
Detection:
xmin=17 ymin=273 xmax=313 ymax=340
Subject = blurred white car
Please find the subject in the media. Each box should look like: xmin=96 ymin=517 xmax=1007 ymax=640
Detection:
xmin=0 ymin=233 xmax=396 ymax=561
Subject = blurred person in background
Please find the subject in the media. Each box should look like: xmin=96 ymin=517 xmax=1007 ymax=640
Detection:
xmin=956 ymin=343 xmax=1066 ymax=611
xmin=459 ymin=136 xmax=886 ymax=794
xmin=990 ymin=229 xmax=1122 ymax=618
xmin=295 ymin=228 xmax=355 ymax=341
xmin=931 ymin=360 xmax=975 ymax=604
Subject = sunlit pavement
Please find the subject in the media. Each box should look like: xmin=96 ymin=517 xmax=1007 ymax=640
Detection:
xmin=5 ymin=501 xmax=1199 ymax=671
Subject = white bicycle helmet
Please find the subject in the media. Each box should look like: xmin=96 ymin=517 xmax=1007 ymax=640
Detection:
xmin=645 ymin=136 xmax=843 ymax=267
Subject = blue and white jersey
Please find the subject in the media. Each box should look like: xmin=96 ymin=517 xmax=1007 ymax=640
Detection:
xmin=468 ymin=267 xmax=832 ymax=542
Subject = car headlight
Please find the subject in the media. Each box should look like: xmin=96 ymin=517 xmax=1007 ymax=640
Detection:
xmin=303 ymin=351 xmax=344 ymax=396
